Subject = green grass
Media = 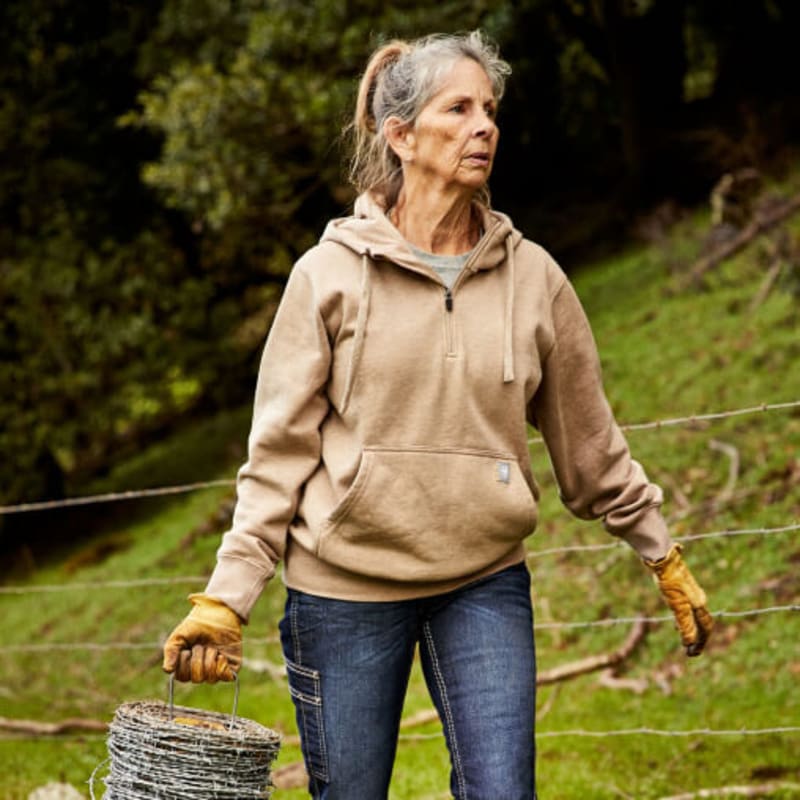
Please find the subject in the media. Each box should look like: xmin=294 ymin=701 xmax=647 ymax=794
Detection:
xmin=2 ymin=183 xmax=800 ymax=799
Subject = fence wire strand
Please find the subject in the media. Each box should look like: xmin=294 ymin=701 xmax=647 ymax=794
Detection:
xmin=527 ymin=399 xmax=800 ymax=444
xmin=399 ymin=725 xmax=800 ymax=742
xmin=1 ymin=399 xmax=798 ymax=765
xmin=0 ymin=576 xmax=207 ymax=595
xmin=1 ymin=604 xmax=796 ymax=654
xmin=0 ymin=479 xmax=234 ymax=515
xmin=527 ymin=522 xmax=800 ymax=560
xmin=2 ymin=521 xmax=796 ymax=595
xmin=533 ymin=725 xmax=800 ymax=739
xmin=3 ymin=725 xmax=799 ymax=745
xmin=1 ymin=399 xmax=797 ymax=517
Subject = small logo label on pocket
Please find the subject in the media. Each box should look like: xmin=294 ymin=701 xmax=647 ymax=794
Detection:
xmin=496 ymin=461 xmax=511 ymax=484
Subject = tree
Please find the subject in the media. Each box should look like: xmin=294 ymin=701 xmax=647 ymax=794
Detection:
xmin=127 ymin=0 xmax=517 ymax=275
xmin=0 ymin=0 xmax=210 ymax=522
xmin=4 ymin=0 xmax=800 ymax=542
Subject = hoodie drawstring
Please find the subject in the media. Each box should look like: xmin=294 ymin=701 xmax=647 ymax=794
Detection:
xmin=503 ymin=235 xmax=515 ymax=383
xmin=340 ymin=252 xmax=372 ymax=414
xmin=341 ymin=237 xmax=513 ymax=408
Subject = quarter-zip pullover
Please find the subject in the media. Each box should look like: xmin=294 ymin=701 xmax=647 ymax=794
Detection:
xmin=205 ymin=192 xmax=671 ymax=620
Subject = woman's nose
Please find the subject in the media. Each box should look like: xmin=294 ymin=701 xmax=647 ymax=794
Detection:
xmin=473 ymin=111 xmax=496 ymax=138
xmin=474 ymin=119 xmax=495 ymax=138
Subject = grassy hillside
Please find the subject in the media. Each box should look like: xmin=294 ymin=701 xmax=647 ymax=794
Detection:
xmin=1 ymin=176 xmax=799 ymax=799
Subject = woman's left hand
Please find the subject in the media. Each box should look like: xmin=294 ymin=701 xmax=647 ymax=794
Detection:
xmin=644 ymin=544 xmax=713 ymax=656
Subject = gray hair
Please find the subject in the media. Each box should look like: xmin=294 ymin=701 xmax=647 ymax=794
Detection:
xmin=348 ymin=31 xmax=511 ymax=208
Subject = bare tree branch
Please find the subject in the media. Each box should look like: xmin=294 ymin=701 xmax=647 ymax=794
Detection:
xmin=537 ymin=618 xmax=648 ymax=686
xmin=685 ymin=192 xmax=800 ymax=288
xmin=708 ymin=439 xmax=741 ymax=506
xmin=0 ymin=716 xmax=107 ymax=735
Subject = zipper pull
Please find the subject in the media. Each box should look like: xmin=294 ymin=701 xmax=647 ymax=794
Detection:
xmin=444 ymin=287 xmax=453 ymax=312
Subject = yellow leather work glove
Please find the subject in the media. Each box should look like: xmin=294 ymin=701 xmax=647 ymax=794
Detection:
xmin=644 ymin=544 xmax=713 ymax=657
xmin=162 ymin=594 xmax=243 ymax=683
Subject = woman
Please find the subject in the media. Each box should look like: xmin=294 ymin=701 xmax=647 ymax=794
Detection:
xmin=163 ymin=31 xmax=713 ymax=800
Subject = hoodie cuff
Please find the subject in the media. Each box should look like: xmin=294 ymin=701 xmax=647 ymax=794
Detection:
xmin=204 ymin=556 xmax=275 ymax=623
xmin=617 ymin=504 xmax=673 ymax=561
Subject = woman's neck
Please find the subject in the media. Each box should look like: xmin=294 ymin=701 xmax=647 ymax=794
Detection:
xmin=389 ymin=182 xmax=478 ymax=255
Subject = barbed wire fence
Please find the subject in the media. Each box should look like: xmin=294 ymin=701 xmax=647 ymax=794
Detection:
xmin=0 ymin=521 xmax=796 ymax=596
xmin=1 ymin=399 xmax=798 ymax=517
xmin=0 ymin=604 xmax=796 ymax=653
xmin=0 ymin=398 xmax=798 ymax=752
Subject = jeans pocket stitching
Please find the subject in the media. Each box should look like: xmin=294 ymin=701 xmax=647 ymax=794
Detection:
xmin=287 ymin=659 xmax=321 ymax=681
xmin=285 ymin=657 xmax=330 ymax=783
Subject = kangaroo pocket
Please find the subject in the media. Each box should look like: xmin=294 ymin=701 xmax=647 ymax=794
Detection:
xmin=316 ymin=447 xmax=538 ymax=582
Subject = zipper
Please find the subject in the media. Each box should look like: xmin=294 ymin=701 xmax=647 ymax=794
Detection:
xmin=443 ymin=286 xmax=455 ymax=356
xmin=439 ymin=223 xmax=502 ymax=357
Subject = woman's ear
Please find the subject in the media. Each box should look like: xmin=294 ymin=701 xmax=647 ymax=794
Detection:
xmin=383 ymin=116 xmax=415 ymax=163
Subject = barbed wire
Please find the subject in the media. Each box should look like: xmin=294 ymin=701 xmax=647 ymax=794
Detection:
xmin=0 ymin=634 xmax=283 ymax=653
xmin=1 ymin=400 xmax=796 ymax=781
xmin=0 ymin=479 xmax=234 ymax=515
xmin=534 ymin=726 xmax=800 ymax=739
xmin=94 ymin=695 xmax=281 ymax=800
xmin=399 ymin=725 xmax=800 ymax=742
xmin=1 ymin=604 xmax=796 ymax=654
xmin=526 ymin=522 xmax=800 ymax=560
xmin=527 ymin=398 xmax=800 ymax=445
xmin=2 ymin=521 xmax=796 ymax=596
xmin=1 ymin=399 xmax=797 ymax=517
xmin=0 ymin=576 xmax=207 ymax=595
xmin=532 ymin=604 xmax=798 ymax=631
xmin=3 ymin=725 xmax=799 ymax=745
xmin=3 ymin=642 xmax=163 ymax=653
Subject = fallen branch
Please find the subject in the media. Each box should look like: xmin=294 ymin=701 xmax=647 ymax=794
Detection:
xmin=651 ymin=662 xmax=684 ymax=696
xmin=596 ymin=668 xmax=649 ymax=694
xmin=656 ymin=471 xmax=691 ymax=515
xmin=708 ymin=439 xmax=741 ymax=507
xmin=536 ymin=684 xmax=561 ymax=721
xmin=685 ymin=192 xmax=800 ymax=288
xmin=748 ymin=259 xmax=784 ymax=313
xmin=393 ymin=618 xmax=649 ymax=737
xmin=667 ymin=486 xmax=759 ymax=524
xmin=665 ymin=437 xmax=745 ymax=527
xmin=399 ymin=708 xmax=439 ymax=729
xmin=0 ymin=716 xmax=108 ymax=735
xmin=396 ymin=619 xmax=650 ymax=738
xmin=536 ymin=618 xmax=648 ymax=686
xmin=272 ymin=760 xmax=310 ymax=790
xmin=659 ymin=782 xmax=800 ymax=799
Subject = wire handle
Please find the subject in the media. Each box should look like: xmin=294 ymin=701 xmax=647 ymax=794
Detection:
xmin=167 ymin=671 xmax=240 ymax=731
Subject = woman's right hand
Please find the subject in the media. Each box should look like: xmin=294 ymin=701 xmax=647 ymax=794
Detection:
xmin=162 ymin=594 xmax=243 ymax=683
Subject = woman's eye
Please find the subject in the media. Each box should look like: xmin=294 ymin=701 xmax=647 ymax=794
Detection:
xmin=449 ymin=103 xmax=465 ymax=113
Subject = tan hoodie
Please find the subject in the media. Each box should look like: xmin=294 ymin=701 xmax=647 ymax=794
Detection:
xmin=205 ymin=193 xmax=671 ymax=620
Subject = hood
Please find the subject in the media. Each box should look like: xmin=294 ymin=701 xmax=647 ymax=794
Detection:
xmin=320 ymin=191 xmax=523 ymax=276
xmin=321 ymin=192 xmax=524 ymax=400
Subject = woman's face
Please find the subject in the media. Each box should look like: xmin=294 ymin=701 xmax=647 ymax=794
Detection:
xmin=392 ymin=58 xmax=499 ymax=195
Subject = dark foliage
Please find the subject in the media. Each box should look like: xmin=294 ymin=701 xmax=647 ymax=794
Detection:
xmin=2 ymin=0 xmax=799 ymax=557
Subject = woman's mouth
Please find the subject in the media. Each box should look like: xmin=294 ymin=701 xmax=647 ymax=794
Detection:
xmin=464 ymin=153 xmax=490 ymax=167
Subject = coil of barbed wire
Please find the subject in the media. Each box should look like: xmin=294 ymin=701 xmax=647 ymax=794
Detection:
xmin=91 ymin=677 xmax=281 ymax=799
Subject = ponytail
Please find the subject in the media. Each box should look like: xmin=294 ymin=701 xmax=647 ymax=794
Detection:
xmin=354 ymin=40 xmax=410 ymax=136
xmin=348 ymin=40 xmax=411 ymax=206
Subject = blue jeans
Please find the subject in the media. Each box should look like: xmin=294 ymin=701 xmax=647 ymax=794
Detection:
xmin=279 ymin=562 xmax=537 ymax=799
